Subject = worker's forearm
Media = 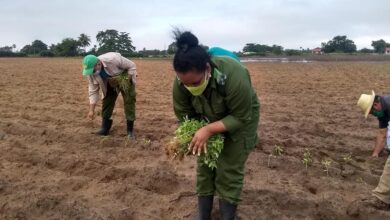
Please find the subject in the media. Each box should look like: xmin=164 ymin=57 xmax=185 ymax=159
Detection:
xmin=89 ymin=103 xmax=96 ymax=112
xmin=373 ymin=135 xmax=386 ymax=155
xmin=204 ymin=120 xmax=227 ymax=135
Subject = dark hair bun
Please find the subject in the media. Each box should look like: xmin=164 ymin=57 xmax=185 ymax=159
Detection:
xmin=176 ymin=31 xmax=199 ymax=51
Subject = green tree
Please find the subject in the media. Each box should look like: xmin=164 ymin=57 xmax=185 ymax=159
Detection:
xmin=20 ymin=45 xmax=32 ymax=54
xmin=96 ymin=29 xmax=119 ymax=54
xmin=139 ymin=49 xmax=164 ymax=57
xmin=52 ymin=38 xmax=80 ymax=56
xmin=322 ymin=35 xmax=357 ymax=53
xmin=167 ymin=42 xmax=177 ymax=54
xmin=21 ymin=40 xmax=48 ymax=55
xmin=96 ymin=29 xmax=135 ymax=55
xmin=243 ymin=43 xmax=273 ymax=53
xmin=243 ymin=43 xmax=257 ymax=52
xmin=359 ymin=48 xmax=374 ymax=53
xmin=285 ymin=49 xmax=302 ymax=56
xmin=371 ymin=39 xmax=390 ymax=53
xmin=117 ymin=32 xmax=136 ymax=55
xmin=32 ymin=40 xmax=48 ymax=52
xmin=87 ymin=45 xmax=98 ymax=55
xmin=0 ymin=45 xmax=13 ymax=52
xmin=78 ymin=33 xmax=91 ymax=54
xmin=272 ymin=45 xmax=283 ymax=55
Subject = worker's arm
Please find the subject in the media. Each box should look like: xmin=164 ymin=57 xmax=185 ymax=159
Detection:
xmin=372 ymin=128 xmax=387 ymax=157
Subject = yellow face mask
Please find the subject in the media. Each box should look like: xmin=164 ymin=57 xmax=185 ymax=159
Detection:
xmin=184 ymin=72 xmax=210 ymax=96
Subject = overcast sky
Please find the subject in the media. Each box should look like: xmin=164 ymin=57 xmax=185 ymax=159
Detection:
xmin=1 ymin=0 xmax=390 ymax=51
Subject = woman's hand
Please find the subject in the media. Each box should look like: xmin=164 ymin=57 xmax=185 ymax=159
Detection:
xmin=189 ymin=126 xmax=213 ymax=156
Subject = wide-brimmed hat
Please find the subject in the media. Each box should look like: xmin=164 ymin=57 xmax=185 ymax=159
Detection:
xmin=357 ymin=90 xmax=375 ymax=118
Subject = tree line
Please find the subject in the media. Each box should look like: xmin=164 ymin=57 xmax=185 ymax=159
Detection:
xmin=0 ymin=29 xmax=139 ymax=57
xmin=1 ymin=31 xmax=389 ymax=57
xmin=242 ymin=36 xmax=390 ymax=56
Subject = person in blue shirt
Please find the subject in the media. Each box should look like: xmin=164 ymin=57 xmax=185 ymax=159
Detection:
xmin=208 ymin=47 xmax=240 ymax=62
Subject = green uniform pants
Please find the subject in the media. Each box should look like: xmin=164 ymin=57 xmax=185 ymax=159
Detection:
xmin=196 ymin=135 xmax=256 ymax=205
xmin=102 ymin=79 xmax=136 ymax=121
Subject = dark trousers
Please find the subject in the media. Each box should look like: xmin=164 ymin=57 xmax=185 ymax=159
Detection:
xmin=102 ymin=79 xmax=136 ymax=121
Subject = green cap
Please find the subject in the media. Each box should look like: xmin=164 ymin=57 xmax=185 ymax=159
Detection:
xmin=82 ymin=55 xmax=98 ymax=76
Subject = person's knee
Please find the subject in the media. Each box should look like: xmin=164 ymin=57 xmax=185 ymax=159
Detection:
xmin=215 ymin=166 xmax=244 ymax=204
xmin=196 ymin=164 xmax=216 ymax=195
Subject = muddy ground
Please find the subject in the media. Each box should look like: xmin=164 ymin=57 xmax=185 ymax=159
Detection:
xmin=1 ymin=58 xmax=390 ymax=219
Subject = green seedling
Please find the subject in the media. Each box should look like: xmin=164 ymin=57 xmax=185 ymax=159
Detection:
xmin=302 ymin=148 xmax=313 ymax=170
xmin=143 ymin=138 xmax=151 ymax=145
xmin=343 ymin=153 xmax=353 ymax=164
xmin=99 ymin=135 xmax=111 ymax=147
xmin=124 ymin=136 xmax=132 ymax=147
xmin=273 ymin=145 xmax=284 ymax=156
xmin=268 ymin=145 xmax=285 ymax=167
xmin=321 ymin=159 xmax=332 ymax=176
xmin=116 ymin=73 xmax=131 ymax=95
xmin=356 ymin=177 xmax=367 ymax=185
xmin=100 ymin=135 xmax=109 ymax=143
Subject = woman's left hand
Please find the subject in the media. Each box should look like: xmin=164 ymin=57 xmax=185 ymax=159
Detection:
xmin=189 ymin=126 xmax=212 ymax=156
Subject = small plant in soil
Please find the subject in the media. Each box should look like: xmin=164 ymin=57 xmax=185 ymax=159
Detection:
xmin=302 ymin=148 xmax=313 ymax=170
xmin=343 ymin=153 xmax=353 ymax=164
xmin=100 ymin=135 xmax=109 ymax=144
xmin=321 ymin=159 xmax=332 ymax=176
xmin=268 ymin=145 xmax=285 ymax=167
xmin=143 ymin=138 xmax=151 ymax=145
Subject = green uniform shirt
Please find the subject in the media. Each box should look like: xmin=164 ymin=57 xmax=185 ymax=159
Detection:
xmin=173 ymin=56 xmax=260 ymax=142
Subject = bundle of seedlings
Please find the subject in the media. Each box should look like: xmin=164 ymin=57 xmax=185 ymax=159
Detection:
xmin=166 ymin=118 xmax=224 ymax=169
xmin=116 ymin=73 xmax=130 ymax=94
xmin=109 ymin=72 xmax=131 ymax=94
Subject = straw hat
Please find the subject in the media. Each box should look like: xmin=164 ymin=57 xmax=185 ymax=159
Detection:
xmin=357 ymin=90 xmax=375 ymax=118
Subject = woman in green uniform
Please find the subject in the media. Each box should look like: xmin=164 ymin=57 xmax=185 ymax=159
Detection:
xmin=172 ymin=31 xmax=260 ymax=220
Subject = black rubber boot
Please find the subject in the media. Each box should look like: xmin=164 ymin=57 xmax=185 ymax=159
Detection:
xmin=219 ymin=199 xmax=237 ymax=220
xmin=126 ymin=120 xmax=135 ymax=140
xmin=96 ymin=118 xmax=112 ymax=136
xmin=196 ymin=195 xmax=213 ymax=220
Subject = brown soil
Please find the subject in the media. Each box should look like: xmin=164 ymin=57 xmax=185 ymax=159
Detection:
xmin=1 ymin=58 xmax=390 ymax=219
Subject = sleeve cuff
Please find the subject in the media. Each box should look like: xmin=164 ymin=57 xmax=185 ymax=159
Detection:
xmin=221 ymin=115 xmax=244 ymax=133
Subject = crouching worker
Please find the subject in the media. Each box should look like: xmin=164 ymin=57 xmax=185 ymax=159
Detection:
xmin=172 ymin=31 xmax=260 ymax=220
xmin=356 ymin=91 xmax=390 ymax=209
xmin=82 ymin=52 xmax=137 ymax=139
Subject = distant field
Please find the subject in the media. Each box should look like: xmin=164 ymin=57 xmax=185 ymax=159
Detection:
xmin=1 ymin=58 xmax=390 ymax=219
xmin=240 ymin=54 xmax=390 ymax=62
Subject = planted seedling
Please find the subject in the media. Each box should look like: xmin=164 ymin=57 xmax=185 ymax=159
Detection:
xmin=343 ymin=153 xmax=353 ymax=164
xmin=268 ymin=145 xmax=285 ymax=168
xmin=124 ymin=136 xmax=130 ymax=146
xmin=273 ymin=145 xmax=284 ymax=156
xmin=143 ymin=138 xmax=151 ymax=145
xmin=321 ymin=159 xmax=332 ymax=176
xmin=99 ymin=135 xmax=112 ymax=148
xmin=302 ymin=148 xmax=313 ymax=170
xmin=100 ymin=135 xmax=109 ymax=144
